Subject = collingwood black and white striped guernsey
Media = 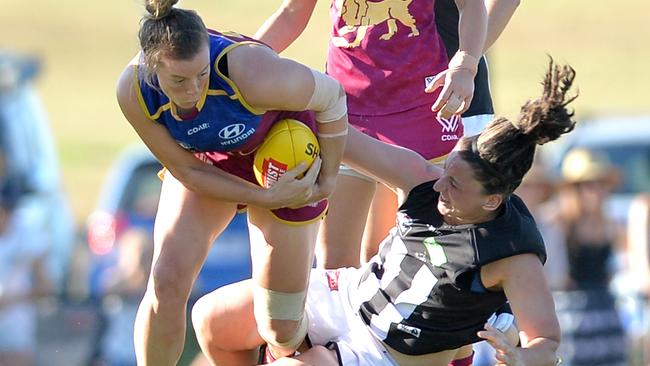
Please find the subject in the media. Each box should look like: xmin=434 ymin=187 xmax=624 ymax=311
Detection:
xmin=355 ymin=180 xmax=546 ymax=355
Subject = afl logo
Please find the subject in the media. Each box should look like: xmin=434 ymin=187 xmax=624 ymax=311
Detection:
xmin=219 ymin=123 xmax=246 ymax=139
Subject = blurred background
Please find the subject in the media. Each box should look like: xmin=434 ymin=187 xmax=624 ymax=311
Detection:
xmin=0 ymin=0 xmax=649 ymax=365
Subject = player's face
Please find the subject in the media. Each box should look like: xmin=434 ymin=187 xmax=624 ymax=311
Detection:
xmin=433 ymin=152 xmax=495 ymax=225
xmin=156 ymin=44 xmax=211 ymax=110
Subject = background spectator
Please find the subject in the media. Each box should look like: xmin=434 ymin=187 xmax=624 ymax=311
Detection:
xmin=515 ymin=157 xmax=569 ymax=291
xmin=0 ymin=151 xmax=53 ymax=366
xmin=552 ymin=148 xmax=627 ymax=366
xmin=93 ymin=228 xmax=153 ymax=366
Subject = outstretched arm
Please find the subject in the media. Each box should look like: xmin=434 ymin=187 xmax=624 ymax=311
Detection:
xmin=484 ymin=0 xmax=520 ymax=51
xmin=343 ymin=127 xmax=442 ymax=200
xmin=479 ymin=254 xmax=561 ymax=365
xmin=255 ymin=0 xmax=319 ymax=53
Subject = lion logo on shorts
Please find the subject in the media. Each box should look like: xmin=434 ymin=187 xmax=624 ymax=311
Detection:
xmin=332 ymin=0 xmax=419 ymax=48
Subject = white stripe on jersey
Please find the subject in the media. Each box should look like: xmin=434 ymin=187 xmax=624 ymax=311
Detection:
xmin=394 ymin=265 xmax=437 ymax=308
xmin=380 ymin=236 xmax=408 ymax=288
xmin=370 ymin=305 xmax=403 ymax=339
xmin=358 ymin=230 xmax=441 ymax=341
xmin=368 ymin=265 xmax=438 ymax=340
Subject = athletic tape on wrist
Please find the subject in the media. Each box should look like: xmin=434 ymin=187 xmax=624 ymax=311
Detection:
xmin=306 ymin=69 xmax=347 ymax=123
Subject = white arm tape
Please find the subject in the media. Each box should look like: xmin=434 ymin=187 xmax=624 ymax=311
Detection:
xmin=306 ymin=69 xmax=347 ymax=123
xmin=317 ymin=127 xmax=348 ymax=138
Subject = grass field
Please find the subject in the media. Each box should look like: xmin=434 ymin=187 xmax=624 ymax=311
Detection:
xmin=1 ymin=0 xmax=648 ymax=223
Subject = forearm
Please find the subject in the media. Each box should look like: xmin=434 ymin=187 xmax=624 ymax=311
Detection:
xmin=342 ymin=127 xmax=435 ymax=192
xmin=519 ymin=337 xmax=561 ymax=366
xmin=254 ymin=0 xmax=317 ymax=53
xmin=484 ymin=0 xmax=520 ymax=51
xmin=172 ymin=164 xmax=272 ymax=207
xmin=457 ymin=0 xmax=488 ymax=58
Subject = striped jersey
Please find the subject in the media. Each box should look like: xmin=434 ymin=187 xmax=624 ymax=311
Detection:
xmin=355 ymin=180 xmax=546 ymax=354
xmin=133 ymin=30 xmax=277 ymax=153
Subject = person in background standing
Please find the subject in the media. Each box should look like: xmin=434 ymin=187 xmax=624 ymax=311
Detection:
xmin=0 ymin=151 xmax=53 ymax=366
xmin=552 ymin=148 xmax=627 ymax=366
xmin=514 ymin=157 xmax=568 ymax=291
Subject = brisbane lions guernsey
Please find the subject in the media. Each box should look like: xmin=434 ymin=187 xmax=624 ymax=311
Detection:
xmin=355 ymin=180 xmax=546 ymax=355
xmin=326 ymin=0 xmax=449 ymax=116
xmin=134 ymin=31 xmax=276 ymax=153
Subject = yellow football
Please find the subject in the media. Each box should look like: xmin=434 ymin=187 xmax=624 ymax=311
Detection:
xmin=253 ymin=118 xmax=320 ymax=188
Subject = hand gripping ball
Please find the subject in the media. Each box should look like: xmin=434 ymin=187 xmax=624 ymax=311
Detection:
xmin=253 ymin=119 xmax=320 ymax=188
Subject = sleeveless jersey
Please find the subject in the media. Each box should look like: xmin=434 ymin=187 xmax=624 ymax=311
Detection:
xmin=326 ymin=0 xmax=449 ymax=116
xmin=355 ymin=180 xmax=546 ymax=355
xmin=134 ymin=31 xmax=275 ymax=153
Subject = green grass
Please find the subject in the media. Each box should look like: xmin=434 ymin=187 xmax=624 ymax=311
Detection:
xmin=1 ymin=0 xmax=648 ymax=222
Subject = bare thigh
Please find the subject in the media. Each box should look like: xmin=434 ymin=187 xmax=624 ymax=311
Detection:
xmin=316 ymin=174 xmax=377 ymax=269
xmin=247 ymin=207 xmax=320 ymax=292
xmin=192 ymin=279 xmax=262 ymax=350
xmin=361 ymin=182 xmax=398 ymax=263
xmin=150 ymin=172 xmax=238 ymax=295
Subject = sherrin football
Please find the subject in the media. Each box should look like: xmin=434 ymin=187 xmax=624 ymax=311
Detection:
xmin=253 ymin=118 xmax=320 ymax=188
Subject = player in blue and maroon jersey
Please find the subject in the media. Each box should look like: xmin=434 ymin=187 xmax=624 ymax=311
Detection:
xmin=117 ymin=0 xmax=349 ymax=364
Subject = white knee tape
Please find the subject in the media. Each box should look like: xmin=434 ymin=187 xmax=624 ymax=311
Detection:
xmin=307 ymin=69 xmax=347 ymax=123
xmin=253 ymin=286 xmax=308 ymax=349
xmin=253 ymin=286 xmax=306 ymax=321
xmin=269 ymin=316 xmax=308 ymax=350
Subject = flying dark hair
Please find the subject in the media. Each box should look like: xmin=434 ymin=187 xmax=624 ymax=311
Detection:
xmin=458 ymin=57 xmax=578 ymax=196
xmin=138 ymin=0 xmax=209 ymax=85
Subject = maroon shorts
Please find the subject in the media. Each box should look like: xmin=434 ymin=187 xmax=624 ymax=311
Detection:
xmin=448 ymin=352 xmax=474 ymax=366
xmin=198 ymin=110 xmax=327 ymax=225
xmin=350 ymin=104 xmax=464 ymax=160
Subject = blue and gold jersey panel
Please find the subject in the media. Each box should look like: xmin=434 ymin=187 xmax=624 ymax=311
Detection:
xmin=132 ymin=65 xmax=172 ymax=121
xmin=132 ymin=31 xmax=271 ymax=153
xmin=206 ymin=30 xmax=265 ymax=116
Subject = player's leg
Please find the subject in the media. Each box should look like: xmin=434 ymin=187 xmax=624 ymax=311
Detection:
xmin=134 ymin=172 xmax=237 ymax=366
xmin=247 ymin=206 xmax=321 ymax=358
xmin=360 ymin=182 xmax=398 ymax=263
xmin=192 ymin=279 xmax=262 ymax=366
xmin=316 ymin=168 xmax=377 ymax=269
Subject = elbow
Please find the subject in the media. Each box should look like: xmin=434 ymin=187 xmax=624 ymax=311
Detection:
xmin=165 ymin=165 xmax=201 ymax=192
xmin=282 ymin=0 xmax=316 ymax=14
